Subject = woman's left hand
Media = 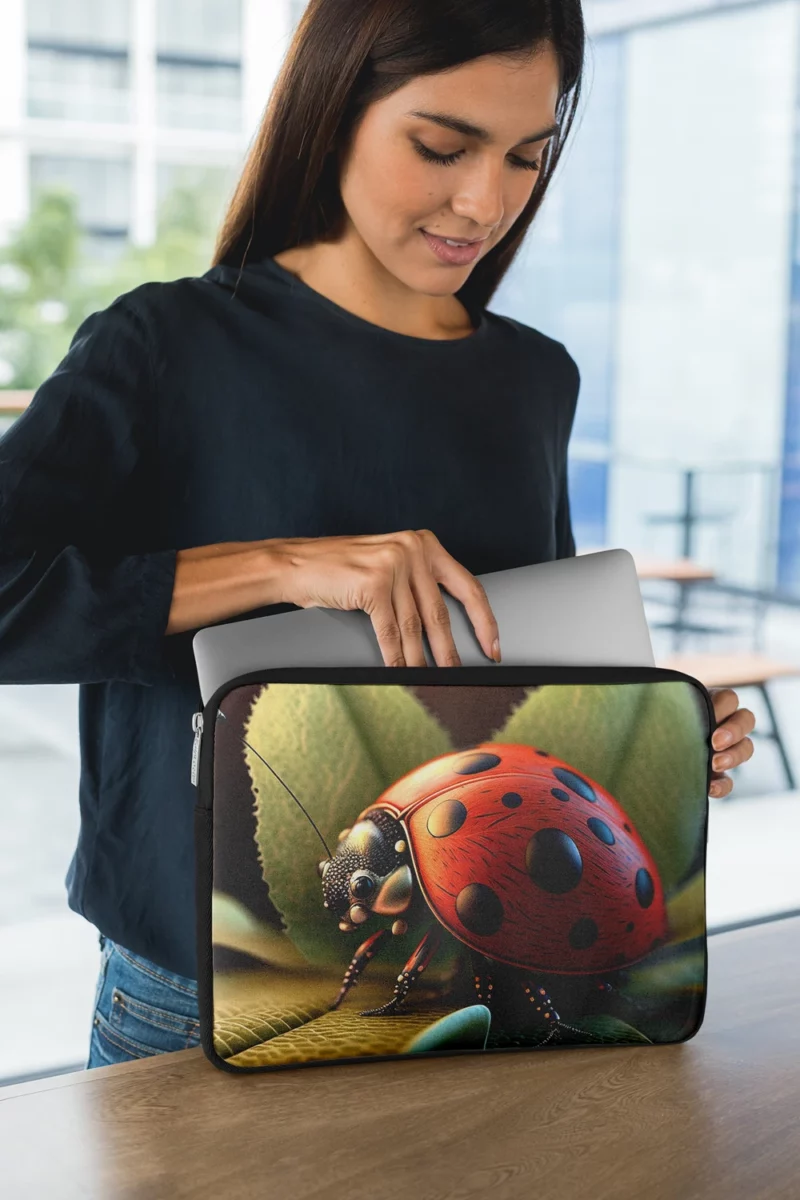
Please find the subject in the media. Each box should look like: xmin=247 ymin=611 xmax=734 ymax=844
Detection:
xmin=709 ymin=688 xmax=756 ymax=798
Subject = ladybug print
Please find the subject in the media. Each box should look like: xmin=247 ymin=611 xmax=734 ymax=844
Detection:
xmin=319 ymin=741 xmax=669 ymax=1022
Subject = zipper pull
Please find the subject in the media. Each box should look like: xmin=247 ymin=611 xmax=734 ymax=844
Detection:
xmin=190 ymin=712 xmax=204 ymax=787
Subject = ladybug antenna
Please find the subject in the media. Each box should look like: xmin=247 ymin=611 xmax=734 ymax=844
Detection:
xmin=216 ymin=709 xmax=332 ymax=859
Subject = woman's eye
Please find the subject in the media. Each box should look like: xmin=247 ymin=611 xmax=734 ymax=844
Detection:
xmin=413 ymin=140 xmax=542 ymax=172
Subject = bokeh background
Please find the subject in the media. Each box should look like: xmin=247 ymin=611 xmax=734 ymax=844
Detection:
xmin=1 ymin=0 xmax=799 ymax=1082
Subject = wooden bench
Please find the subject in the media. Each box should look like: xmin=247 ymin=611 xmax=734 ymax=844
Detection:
xmin=657 ymin=652 xmax=800 ymax=792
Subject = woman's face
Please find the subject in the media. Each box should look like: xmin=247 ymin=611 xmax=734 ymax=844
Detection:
xmin=338 ymin=46 xmax=561 ymax=296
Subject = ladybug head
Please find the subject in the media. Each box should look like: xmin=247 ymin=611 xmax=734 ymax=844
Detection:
xmin=318 ymin=809 xmax=413 ymax=932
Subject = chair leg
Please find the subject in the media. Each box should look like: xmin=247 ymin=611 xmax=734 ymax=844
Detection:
xmin=674 ymin=581 xmax=688 ymax=652
xmin=753 ymin=599 xmax=767 ymax=653
xmin=758 ymin=684 xmax=796 ymax=792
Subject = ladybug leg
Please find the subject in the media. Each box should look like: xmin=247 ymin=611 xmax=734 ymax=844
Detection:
xmin=470 ymin=952 xmax=494 ymax=1009
xmin=521 ymin=980 xmax=561 ymax=1025
xmin=359 ymin=928 xmax=441 ymax=1017
xmin=331 ymin=928 xmax=390 ymax=1010
xmin=533 ymin=1021 xmax=561 ymax=1049
xmin=592 ymin=976 xmax=651 ymax=1017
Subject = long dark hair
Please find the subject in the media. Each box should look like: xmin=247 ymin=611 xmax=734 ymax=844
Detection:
xmin=212 ymin=0 xmax=585 ymax=314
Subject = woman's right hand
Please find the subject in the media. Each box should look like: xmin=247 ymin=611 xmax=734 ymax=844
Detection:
xmin=272 ymin=528 xmax=501 ymax=667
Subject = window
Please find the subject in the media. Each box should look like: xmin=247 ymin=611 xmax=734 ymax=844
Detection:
xmin=27 ymin=49 xmax=129 ymax=124
xmin=156 ymin=0 xmax=242 ymax=131
xmin=29 ymin=155 xmax=132 ymax=241
xmin=27 ymin=0 xmax=130 ymax=46
xmin=156 ymin=61 xmax=241 ymax=132
xmin=0 ymin=683 xmax=90 ymax=1084
xmin=156 ymin=0 xmax=241 ymax=60
xmin=26 ymin=0 xmax=131 ymax=124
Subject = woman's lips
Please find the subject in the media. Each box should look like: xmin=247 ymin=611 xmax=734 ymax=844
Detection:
xmin=420 ymin=229 xmax=484 ymax=265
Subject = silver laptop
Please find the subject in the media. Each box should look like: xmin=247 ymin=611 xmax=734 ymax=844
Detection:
xmin=193 ymin=548 xmax=654 ymax=705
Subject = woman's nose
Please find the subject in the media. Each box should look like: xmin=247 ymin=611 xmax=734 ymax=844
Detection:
xmin=450 ymin=160 xmax=506 ymax=230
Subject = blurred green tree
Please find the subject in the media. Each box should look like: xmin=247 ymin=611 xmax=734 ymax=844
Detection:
xmin=0 ymin=175 xmax=225 ymax=391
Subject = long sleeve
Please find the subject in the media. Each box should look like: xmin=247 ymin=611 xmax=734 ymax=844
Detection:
xmin=0 ymin=296 xmax=178 ymax=685
xmin=554 ymin=343 xmax=580 ymax=560
xmin=555 ymin=466 xmax=576 ymax=559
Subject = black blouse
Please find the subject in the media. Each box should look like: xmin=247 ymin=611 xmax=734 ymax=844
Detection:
xmin=0 ymin=255 xmax=580 ymax=977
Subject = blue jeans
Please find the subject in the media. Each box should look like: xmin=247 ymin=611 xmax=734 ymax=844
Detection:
xmin=86 ymin=934 xmax=201 ymax=1068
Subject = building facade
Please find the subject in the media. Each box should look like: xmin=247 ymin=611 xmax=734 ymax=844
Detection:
xmin=0 ymin=0 xmax=289 ymax=254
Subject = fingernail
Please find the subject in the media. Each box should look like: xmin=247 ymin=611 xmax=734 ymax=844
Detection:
xmin=492 ymin=638 xmax=501 ymax=662
xmin=710 ymin=782 xmax=722 ymax=796
xmin=714 ymin=730 xmax=733 ymax=749
xmin=714 ymin=754 xmax=732 ymax=770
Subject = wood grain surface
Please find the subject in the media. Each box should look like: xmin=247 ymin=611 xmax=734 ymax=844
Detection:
xmin=2 ymin=916 xmax=799 ymax=1200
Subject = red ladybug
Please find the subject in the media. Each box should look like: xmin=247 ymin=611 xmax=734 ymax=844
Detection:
xmin=319 ymin=742 xmax=669 ymax=1023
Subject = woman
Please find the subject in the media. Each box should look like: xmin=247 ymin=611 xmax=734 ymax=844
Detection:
xmin=0 ymin=0 xmax=754 ymax=1068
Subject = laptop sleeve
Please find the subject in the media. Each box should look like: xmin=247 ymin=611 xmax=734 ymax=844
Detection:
xmin=193 ymin=664 xmax=714 ymax=1073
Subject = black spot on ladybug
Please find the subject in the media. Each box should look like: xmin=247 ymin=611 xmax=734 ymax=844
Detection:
xmin=526 ymin=829 xmax=583 ymax=894
xmin=551 ymin=788 xmax=570 ymax=802
xmin=587 ymin=817 xmax=615 ymax=845
xmin=453 ymin=752 xmax=501 ymax=775
xmin=536 ymin=749 xmax=549 ymax=757
xmin=568 ymin=917 xmax=598 ymax=949
xmin=426 ymin=799 xmax=467 ymax=838
xmin=626 ymin=921 xmax=635 ymax=932
xmin=455 ymin=883 xmax=504 ymax=937
xmin=551 ymin=767 xmax=597 ymax=803
xmin=623 ymin=823 xmax=631 ymax=832
xmin=501 ymin=791 xmax=523 ymax=808
xmin=635 ymin=867 xmax=655 ymax=908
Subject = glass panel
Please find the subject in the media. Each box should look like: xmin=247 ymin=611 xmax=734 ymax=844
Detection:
xmin=156 ymin=0 xmax=241 ymax=60
xmin=27 ymin=48 xmax=130 ymax=123
xmin=29 ymin=155 xmax=131 ymax=235
xmin=0 ymin=682 xmax=94 ymax=1084
xmin=27 ymin=0 xmax=130 ymax=48
xmin=156 ymin=62 xmax=241 ymax=131
xmin=80 ymin=232 xmax=130 ymax=264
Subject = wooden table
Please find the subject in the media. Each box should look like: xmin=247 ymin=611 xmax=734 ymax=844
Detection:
xmin=579 ymin=548 xmax=716 ymax=583
xmin=658 ymin=652 xmax=800 ymax=690
xmin=0 ymin=391 xmax=33 ymax=415
xmin=2 ymin=917 xmax=800 ymax=1199
xmin=626 ymin=555 xmax=717 ymax=585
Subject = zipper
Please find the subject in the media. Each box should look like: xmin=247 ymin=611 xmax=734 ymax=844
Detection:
xmin=191 ymin=711 xmax=204 ymax=787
